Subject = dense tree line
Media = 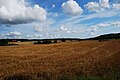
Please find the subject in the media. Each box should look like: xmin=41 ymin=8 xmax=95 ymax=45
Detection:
xmin=0 ymin=33 xmax=120 ymax=45
xmin=0 ymin=39 xmax=9 ymax=46
xmin=89 ymin=33 xmax=120 ymax=40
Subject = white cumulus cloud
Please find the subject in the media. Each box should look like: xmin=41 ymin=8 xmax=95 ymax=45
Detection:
xmin=59 ymin=25 xmax=78 ymax=34
xmin=99 ymin=0 xmax=110 ymax=8
xmin=5 ymin=31 xmax=21 ymax=38
xmin=0 ymin=0 xmax=47 ymax=25
xmin=62 ymin=0 xmax=83 ymax=15
xmin=85 ymin=0 xmax=110 ymax=12
xmin=60 ymin=25 xmax=68 ymax=31
xmin=84 ymin=2 xmax=101 ymax=12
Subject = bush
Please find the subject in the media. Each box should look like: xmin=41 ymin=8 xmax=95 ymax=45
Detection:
xmin=0 ymin=39 xmax=9 ymax=46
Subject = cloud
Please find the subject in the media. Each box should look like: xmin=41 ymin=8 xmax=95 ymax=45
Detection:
xmin=112 ymin=4 xmax=120 ymax=10
xmin=60 ymin=25 xmax=68 ymax=31
xmin=96 ymin=22 xmax=120 ymax=27
xmin=99 ymin=0 xmax=110 ymax=8
xmin=59 ymin=25 xmax=72 ymax=34
xmin=25 ymin=34 xmax=43 ymax=39
xmin=62 ymin=0 xmax=83 ymax=15
xmin=85 ymin=0 xmax=120 ymax=13
xmin=117 ymin=0 xmax=120 ymax=3
xmin=97 ymin=23 xmax=110 ymax=27
xmin=86 ymin=22 xmax=120 ymax=35
xmin=87 ymin=21 xmax=120 ymax=36
xmin=88 ymin=26 xmax=99 ymax=32
xmin=0 ymin=0 xmax=47 ymax=25
xmin=33 ymin=24 xmax=44 ymax=32
xmin=49 ymin=34 xmax=60 ymax=38
xmin=34 ymin=34 xmax=43 ymax=38
xmin=59 ymin=25 xmax=78 ymax=34
xmin=59 ymin=0 xmax=120 ymax=27
xmin=60 ymin=9 xmax=120 ymax=27
xmin=85 ymin=0 xmax=110 ymax=12
xmin=86 ymin=26 xmax=99 ymax=37
xmin=86 ymin=26 xmax=100 ymax=37
xmin=84 ymin=2 xmax=101 ymax=12
xmin=5 ymin=31 xmax=21 ymax=38
xmin=89 ymin=32 xmax=97 ymax=36
xmin=111 ymin=22 xmax=120 ymax=27
xmin=113 ymin=0 xmax=120 ymax=3
xmin=52 ymin=4 xmax=56 ymax=8
xmin=48 ymin=12 xmax=59 ymax=17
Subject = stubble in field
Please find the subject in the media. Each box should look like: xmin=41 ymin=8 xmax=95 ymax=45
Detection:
xmin=0 ymin=40 xmax=120 ymax=80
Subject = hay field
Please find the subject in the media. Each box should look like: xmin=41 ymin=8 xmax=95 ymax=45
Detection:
xmin=0 ymin=40 xmax=120 ymax=80
xmin=9 ymin=41 xmax=35 ymax=45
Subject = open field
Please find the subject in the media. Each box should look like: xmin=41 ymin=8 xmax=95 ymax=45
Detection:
xmin=9 ymin=41 xmax=35 ymax=45
xmin=0 ymin=40 xmax=120 ymax=80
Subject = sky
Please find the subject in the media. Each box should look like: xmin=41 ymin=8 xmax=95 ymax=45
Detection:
xmin=0 ymin=0 xmax=120 ymax=39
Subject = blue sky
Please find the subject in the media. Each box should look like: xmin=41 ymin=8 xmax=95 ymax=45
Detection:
xmin=0 ymin=0 xmax=120 ymax=39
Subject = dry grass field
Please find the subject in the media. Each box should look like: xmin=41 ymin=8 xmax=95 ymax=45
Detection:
xmin=9 ymin=41 xmax=35 ymax=45
xmin=0 ymin=40 xmax=120 ymax=80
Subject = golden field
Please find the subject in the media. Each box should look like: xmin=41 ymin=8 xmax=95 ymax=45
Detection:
xmin=0 ymin=40 xmax=120 ymax=80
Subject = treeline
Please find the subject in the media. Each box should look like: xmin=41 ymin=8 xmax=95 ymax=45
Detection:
xmin=0 ymin=33 xmax=120 ymax=46
xmin=34 ymin=38 xmax=81 ymax=44
xmin=88 ymin=33 xmax=120 ymax=40
xmin=0 ymin=38 xmax=81 ymax=46
xmin=0 ymin=39 xmax=9 ymax=46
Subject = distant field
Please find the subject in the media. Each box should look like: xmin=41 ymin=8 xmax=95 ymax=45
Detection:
xmin=0 ymin=40 xmax=120 ymax=80
xmin=9 ymin=41 xmax=35 ymax=45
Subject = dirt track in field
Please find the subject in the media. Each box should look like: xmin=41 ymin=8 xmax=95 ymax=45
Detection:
xmin=0 ymin=40 xmax=120 ymax=80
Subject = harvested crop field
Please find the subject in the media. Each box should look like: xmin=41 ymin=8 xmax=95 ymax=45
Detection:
xmin=0 ymin=40 xmax=120 ymax=80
